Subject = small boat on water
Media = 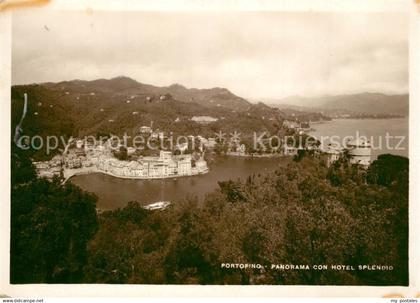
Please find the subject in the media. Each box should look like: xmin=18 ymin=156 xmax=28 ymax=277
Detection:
xmin=143 ymin=201 xmax=171 ymax=210
xmin=143 ymin=180 xmax=171 ymax=210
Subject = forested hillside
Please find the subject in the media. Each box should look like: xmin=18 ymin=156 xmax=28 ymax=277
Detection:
xmin=12 ymin=77 xmax=286 ymax=160
xmin=11 ymin=146 xmax=408 ymax=285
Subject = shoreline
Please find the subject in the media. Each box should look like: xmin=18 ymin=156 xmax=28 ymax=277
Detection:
xmin=63 ymin=167 xmax=209 ymax=183
xmin=225 ymin=152 xmax=283 ymax=158
xmin=327 ymin=116 xmax=407 ymax=121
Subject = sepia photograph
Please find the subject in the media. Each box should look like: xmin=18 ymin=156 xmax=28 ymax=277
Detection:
xmin=6 ymin=4 xmax=411 ymax=289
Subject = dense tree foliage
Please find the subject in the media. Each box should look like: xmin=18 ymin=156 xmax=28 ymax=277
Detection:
xmin=366 ymin=154 xmax=409 ymax=187
xmin=81 ymin=154 xmax=408 ymax=285
xmin=113 ymin=146 xmax=128 ymax=161
xmin=11 ymin=147 xmax=99 ymax=283
xmin=10 ymin=146 xmax=408 ymax=285
xmin=10 ymin=78 xmax=408 ymax=285
xmin=11 ymin=80 xmax=286 ymax=161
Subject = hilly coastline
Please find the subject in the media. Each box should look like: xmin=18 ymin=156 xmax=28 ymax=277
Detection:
xmin=266 ymin=93 xmax=409 ymax=117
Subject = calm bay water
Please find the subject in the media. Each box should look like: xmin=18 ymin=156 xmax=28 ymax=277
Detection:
xmin=309 ymin=118 xmax=409 ymax=159
xmin=72 ymin=118 xmax=408 ymax=210
xmin=71 ymin=156 xmax=279 ymax=210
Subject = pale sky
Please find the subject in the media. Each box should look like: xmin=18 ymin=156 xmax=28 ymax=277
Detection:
xmin=12 ymin=10 xmax=408 ymax=99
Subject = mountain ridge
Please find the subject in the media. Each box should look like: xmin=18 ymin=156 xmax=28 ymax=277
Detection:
xmin=11 ymin=77 xmax=286 ymax=161
xmin=26 ymin=76 xmax=251 ymax=111
xmin=265 ymin=92 xmax=409 ymax=116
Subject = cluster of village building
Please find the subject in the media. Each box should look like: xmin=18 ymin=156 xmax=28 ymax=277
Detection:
xmin=282 ymin=120 xmax=312 ymax=134
xmin=34 ymin=134 xmax=209 ymax=181
xmin=283 ymin=120 xmax=372 ymax=166
xmin=94 ymin=150 xmax=208 ymax=179
xmin=34 ymin=121 xmax=372 ymax=181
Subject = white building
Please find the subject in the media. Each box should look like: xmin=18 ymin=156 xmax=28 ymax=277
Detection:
xmin=140 ymin=126 xmax=152 ymax=134
xmin=322 ymin=143 xmax=342 ymax=167
xmin=237 ymin=144 xmax=246 ymax=154
xmin=176 ymin=142 xmax=189 ymax=154
xmin=177 ymin=155 xmax=192 ymax=175
xmin=204 ymin=138 xmax=217 ymax=149
xmin=283 ymin=120 xmax=299 ymax=129
xmin=283 ymin=145 xmax=298 ymax=156
xmin=346 ymin=138 xmax=371 ymax=167
xmin=194 ymin=158 xmax=209 ymax=174
xmin=127 ymin=147 xmax=136 ymax=155
xmin=191 ymin=116 xmax=218 ymax=124
xmin=160 ymin=150 xmax=173 ymax=162
xmin=76 ymin=140 xmax=84 ymax=149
